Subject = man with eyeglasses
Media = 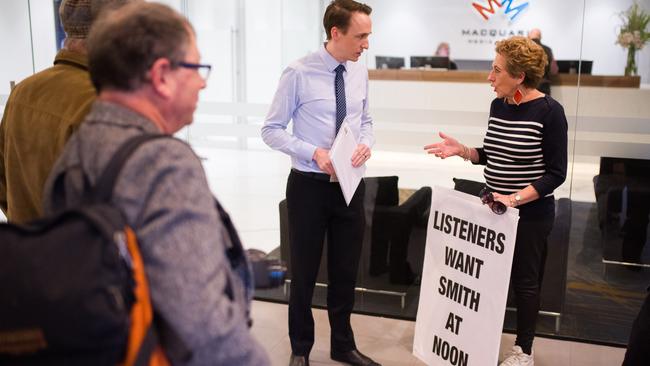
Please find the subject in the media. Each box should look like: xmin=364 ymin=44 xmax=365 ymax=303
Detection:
xmin=42 ymin=3 xmax=269 ymax=365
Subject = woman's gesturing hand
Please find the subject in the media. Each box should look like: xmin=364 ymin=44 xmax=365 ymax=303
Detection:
xmin=423 ymin=132 xmax=463 ymax=159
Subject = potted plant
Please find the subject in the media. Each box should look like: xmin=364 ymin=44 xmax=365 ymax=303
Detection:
xmin=616 ymin=2 xmax=650 ymax=76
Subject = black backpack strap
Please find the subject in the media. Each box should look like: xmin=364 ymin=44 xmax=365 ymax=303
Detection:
xmin=48 ymin=164 xmax=93 ymax=217
xmin=91 ymin=134 xmax=171 ymax=203
xmin=214 ymin=198 xmax=253 ymax=309
xmin=214 ymin=198 xmax=245 ymax=267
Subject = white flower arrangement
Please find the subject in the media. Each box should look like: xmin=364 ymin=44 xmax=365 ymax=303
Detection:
xmin=615 ymin=2 xmax=650 ymax=75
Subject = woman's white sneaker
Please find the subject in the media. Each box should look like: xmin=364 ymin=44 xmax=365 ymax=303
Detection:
xmin=499 ymin=345 xmax=534 ymax=366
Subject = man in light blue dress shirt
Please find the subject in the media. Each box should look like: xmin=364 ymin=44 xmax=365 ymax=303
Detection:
xmin=261 ymin=1 xmax=378 ymax=365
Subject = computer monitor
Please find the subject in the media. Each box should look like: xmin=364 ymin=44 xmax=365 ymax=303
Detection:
xmin=556 ymin=60 xmax=593 ymax=74
xmin=375 ymin=56 xmax=405 ymax=69
xmin=454 ymin=59 xmax=493 ymax=71
xmin=410 ymin=56 xmax=450 ymax=69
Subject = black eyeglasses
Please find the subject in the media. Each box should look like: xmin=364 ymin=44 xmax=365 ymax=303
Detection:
xmin=479 ymin=187 xmax=507 ymax=215
xmin=176 ymin=61 xmax=212 ymax=81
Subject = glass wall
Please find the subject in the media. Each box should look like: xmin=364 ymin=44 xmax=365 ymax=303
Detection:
xmin=0 ymin=0 xmax=57 ymax=95
xmin=569 ymin=0 xmax=650 ymax=346
xmin=1 ymin=0 xmax=649 ymax=348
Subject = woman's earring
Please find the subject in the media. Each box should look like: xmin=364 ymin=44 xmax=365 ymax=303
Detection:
xmin=513 ymin=88 xmax=523 ymax=105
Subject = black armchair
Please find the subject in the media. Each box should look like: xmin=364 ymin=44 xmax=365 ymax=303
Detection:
xmin=367 ymin=176 xmax=431 ymax=285
xmin=278 ymin=176 xmax=432 ymax=290
xmin=593 ymin=157 xmax=650 ymax=264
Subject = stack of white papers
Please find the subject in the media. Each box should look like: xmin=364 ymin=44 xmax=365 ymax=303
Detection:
xmin=329 ymin=120 xmax=365 ymax=206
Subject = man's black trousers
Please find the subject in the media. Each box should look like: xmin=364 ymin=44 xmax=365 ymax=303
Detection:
xmin=286 ymin=170 xmax=365 ymax=357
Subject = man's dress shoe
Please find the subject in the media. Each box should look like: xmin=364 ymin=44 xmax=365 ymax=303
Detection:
xmin=330 ymin=349 xmax=381 ymax=366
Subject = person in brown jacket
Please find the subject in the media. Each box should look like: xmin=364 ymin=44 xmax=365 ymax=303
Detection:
xmin=0 ymin=0 xmax=130 ymax=223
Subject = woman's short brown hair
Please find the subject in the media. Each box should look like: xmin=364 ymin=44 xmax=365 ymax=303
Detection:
xmin=323 ymin=0 xmax=372 ymax=40
xmin=494 ymin=36 xmax=548 ymax=89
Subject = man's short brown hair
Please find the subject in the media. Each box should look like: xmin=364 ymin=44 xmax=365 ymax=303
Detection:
xmin=87 ymin=2 xmax=193 ymax=92
xmin=495 ymin=36 xmax=548 ymax=89
xmin=323 ymin=0 xmax=372 ymax=40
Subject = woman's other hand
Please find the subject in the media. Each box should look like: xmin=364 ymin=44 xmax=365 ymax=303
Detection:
xmin=491 ymin=192 xmax=514 ymax=207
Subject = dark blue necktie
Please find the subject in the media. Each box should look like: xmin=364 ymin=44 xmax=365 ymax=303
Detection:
xmin=334 ymin=64 xmax=346 ymax=135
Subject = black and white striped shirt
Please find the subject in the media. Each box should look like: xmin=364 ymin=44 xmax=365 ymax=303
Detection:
xmin=476 ymin=96 xmax=568 ymax=219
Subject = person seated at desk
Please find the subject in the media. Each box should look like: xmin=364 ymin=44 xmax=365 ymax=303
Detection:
xmin=435 ymin=42 xmax=458 ymax=70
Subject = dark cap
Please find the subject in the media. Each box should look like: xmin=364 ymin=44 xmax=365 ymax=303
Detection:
xmin=59 ymin=0 xmax=93 ymax=39
xmin=59 ymin=0 xmax=131 ymax=39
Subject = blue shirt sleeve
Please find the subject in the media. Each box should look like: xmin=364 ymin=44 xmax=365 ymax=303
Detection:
xmin=261 ymin=67 xmax=318 ymax=164
xmin=359 ymin=73 xmax=375 ymax=148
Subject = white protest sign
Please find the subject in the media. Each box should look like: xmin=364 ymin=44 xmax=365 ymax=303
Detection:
xmin=413 ymin=186 xmax=519 ymax=366
xmin=329 ymin=120 xmax=365 ymax=206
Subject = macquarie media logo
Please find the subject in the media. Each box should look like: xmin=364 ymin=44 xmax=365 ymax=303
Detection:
xmin=462 ymin=0 xmax=530 ymax=45
xmin=472 ymin=0 xmax=530 ymax=22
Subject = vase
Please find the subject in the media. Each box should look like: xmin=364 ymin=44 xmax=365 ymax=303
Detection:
xmin=624 ymin=47 xmax=637 ymax=76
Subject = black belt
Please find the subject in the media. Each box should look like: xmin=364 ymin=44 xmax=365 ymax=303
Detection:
xmin=291 ymin=168 xmax=331 ymax=182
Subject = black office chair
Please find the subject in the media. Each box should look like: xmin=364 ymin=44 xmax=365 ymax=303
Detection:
xmin=367 ymin=176 xmax=431 ymax=285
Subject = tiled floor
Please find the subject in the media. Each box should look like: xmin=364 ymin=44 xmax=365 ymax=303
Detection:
xmin=250 ymin=300 xmax=627 ymax=366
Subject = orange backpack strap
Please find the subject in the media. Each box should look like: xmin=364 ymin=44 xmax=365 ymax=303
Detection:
xmin=118 ymin=227 xmax=170 ymax=366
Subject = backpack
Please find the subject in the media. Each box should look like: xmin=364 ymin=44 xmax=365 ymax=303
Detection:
xmin=0 ymin=134 xmax=172 ymax=366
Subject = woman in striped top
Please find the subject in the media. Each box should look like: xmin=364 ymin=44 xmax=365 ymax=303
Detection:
xmin=424 ymin=36 xmax=568 ymax=366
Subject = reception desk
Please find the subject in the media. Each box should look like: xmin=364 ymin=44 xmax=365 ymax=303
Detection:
xmin=366 ymin=68 xmax=650 ymax=178
xmin=368 ymin=69 xmax=642 ymax=88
